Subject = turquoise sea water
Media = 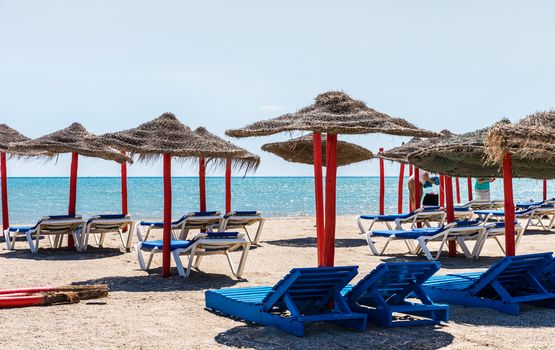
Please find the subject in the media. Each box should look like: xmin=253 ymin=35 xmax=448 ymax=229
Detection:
xmin=1 ymin=177 xmax=550 ymax=224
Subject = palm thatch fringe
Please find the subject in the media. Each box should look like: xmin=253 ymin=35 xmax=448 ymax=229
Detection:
xmin=377 ymin=130 xmax=454 ymax=164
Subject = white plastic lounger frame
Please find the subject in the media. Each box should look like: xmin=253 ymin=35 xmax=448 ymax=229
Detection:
xmin=4 ymin=217 xmax=84 ymax=254
xmin=136 ymin=233 xmax=250 ymax=278
xmin=394 ymin=210 xmax=446 ymax=230
xmin=81 ymin=215 xmax=136 ymax=252
xmin=219 ymin=211 xmax=265 ymax=245
xmin=135 ymin=212 xmax=223 ymax=242
xmin=470 ymin=223 xmax=525 ymax=258
xmin=523 ymin=206 xmax=555 ymax=231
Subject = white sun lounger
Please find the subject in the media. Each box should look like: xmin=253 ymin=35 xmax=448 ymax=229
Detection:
xmin=3 ymin=215 xmax=84 ymax=254
xmin=468 ymin=221 xmax=525 ymax=258
xmin=136 ymin=211 xmax=223 ymax=242
xmin=357 ymin=207 xmax=446 ymax=233
xmin=219 ymin=211 xmax=265 ymax=245
xmin=136 ymin=231 xmax=250 ymax=278
xmin=80 ymin=214 xmax=136 ymax=252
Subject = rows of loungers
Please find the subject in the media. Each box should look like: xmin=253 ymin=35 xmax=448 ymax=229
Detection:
xmin=2 ymin=210 xmax=265 ymax=279
xmin=357 ymin=199 xmax=555 ymax=260
xmin=206 ymin=253 xmax=555 ymax=336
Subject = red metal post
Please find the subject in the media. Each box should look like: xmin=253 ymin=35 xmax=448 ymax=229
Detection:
xmin=225 ymin=159 xmax=232 ymax=213
xmin=121 ymin=151 xmax=128 ymax=215
xmin=1 ymin=153 xmax=9 ymax=230
xmin=543 ymin=179 xmax=547 ymax=201
xmin=313 ymin=133 xmax=325 ymax=267
xmin=444 ymin=176 xmax=456 ymax=256
xmin=503 ymin=153 xmax=516 ymax=256
xmin=67 ymin=152 xmax=78 ymax=247
xmin=324 ymin=134 xmax=337 ymax=267
xmin=199 ymin=157 xmax=206 ymax=212
xmin=455 ymin=177 xmax=461 ymax=204
xmin=162 ymin=153 xmax=172 ymax=277
xmin=397 ymin=163 xmax=405 ymax=214
xmin=439 ymin=175 xmax=445 ymax=207
xmin=467 ymin=178 xmax=473 ymax=201
xmin=379 ymin=148 xmax=385 ymax=215
xmin=413 ymin=167 xmax=421 ymax=210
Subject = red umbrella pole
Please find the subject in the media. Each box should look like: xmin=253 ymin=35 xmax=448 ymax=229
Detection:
xmin=413 ymin=167 xmax=421 ymax=210
xmin=225 ymin=159 xmax=232 ymax=213
xmin=503 ymin=153 xmax=516 ymax=256
xmin=121 ymin=151 xmax=128 ymax=215
xmin=1 ymin=152 xmax=9 ymax=230
xmin=397 ymin=163 xmax=405 ymax=214
xmin=379 ymin=148 xmax=385 ymax=215
xmin=199 ymin=157 xmax=206 ymax=212
xmin=312 ymin=133 xmax=325 ymax=267
xmin=444 ymin=176 xmax=456 ymax=256
xmin=467 ymin=178 xmax=473 ymax=201
xmin=162 ymin=153 xmax=172 ymax=277
xmin=67 ymin=152 xmax=78 ymax=247
xmin=324 ymin=134 xmax=337 ymax=267
xmin=543 ymin=179 xmax=547 ymax=201
xmin=455 ymin=177 xmax=461 ymax=204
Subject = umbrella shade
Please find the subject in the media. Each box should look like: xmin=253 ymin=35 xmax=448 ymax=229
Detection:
xmin=377 ymin=130 xmax=454 ymax=164
xmin=0 ymin=124 xmax=30 ymax=153
xmin=100 ymin=113 xmax=243 ymax=161
xmin=193 ymin=127 xmax=260 ymax=172
xmin=226 ymin=91 xmax=440 ymax=138
xmin=261 ymin=133 xmax=373 ymax=167
xmin=486 ymin=111 xmax=555 ymax=175
xmin=9 ymin=123 xmax=131 ymax=163
xmin=408 ymin=120 xmax=555 ymax=179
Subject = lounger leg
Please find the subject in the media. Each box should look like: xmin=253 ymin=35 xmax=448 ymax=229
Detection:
xmin=365 ymin=233 xmax=380 ymax=255
xmin=357 ymin=217 xmax=367 ymax=234
xmin=182 ymin=249 xmax=194 ymax=278
xmin=252 ymin=219 xmax=265 ymax=245
xmin=135 ymin=243 xmax=148 ymax=271
xmin=4 ymin=229 xmax=13 ymax=250
xmin=26 ymin=232 xmax=38 ymax=254
xmin=135 ymin=225 xmax=144 ymax=242
xmin=125 ymin=222 xmax=135 ymax=252
xmin=193 ymin=255 xmax=203 ymax=269
xmin=224 ymin=251 xmax=238 ymax=276
xmin=456 ymin=237 xmax=473 ymax=259
xmin=243 ymin=226 xmax=253 ymax=244
xmin=235 ymin=243 xmax=250 ymax=278
xmin=146 ymin=248 xmax=157 ymax=270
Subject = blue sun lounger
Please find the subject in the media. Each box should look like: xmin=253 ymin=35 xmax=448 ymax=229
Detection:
xmin=136 ymin=211 xmax=223 ymax=241
xmin=422 ymin=253 xmax=555 ymax=315
xmin=205 ymin=266 xmax=367 ymax=336
xmin=342 ymin=262 xmax=449 ymax=327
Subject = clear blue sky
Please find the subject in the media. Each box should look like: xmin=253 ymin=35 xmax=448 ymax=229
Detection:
xmin=1 ymin=1 xmax=554 ymax=177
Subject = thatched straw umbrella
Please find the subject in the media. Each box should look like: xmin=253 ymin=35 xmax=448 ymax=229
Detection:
xmin=261 ymin=133 xmax=373 ymax=167
xmin=193 ymin=127 xmax=260 ymax=213
xmin=483 ymin=111 xmax=555 ymax=256
xmin=376 ymin=130 xmax=455 ymax=213
xmin=100 ymin=113 xmax=243 ymax=277
xmin=9 ymin=123 xmax=131 ymax=247
xmin=0 ymin=124 xmax=34 ymax=230
xmin=226 ymin=91 xmax=440 ymax=267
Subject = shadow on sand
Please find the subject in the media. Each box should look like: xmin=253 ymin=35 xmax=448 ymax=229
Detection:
xmin=266 ymin=236 xmax=367 ymax=248
xmin=74 ymin=268 xmax=244 ymax=292
xmin=447 ymin=304 xmax=555 ymax=328
xmin=214 ymin=324 xmax=454 ymax=350
xmin=0 ymin=246 xmax=124 ymax=261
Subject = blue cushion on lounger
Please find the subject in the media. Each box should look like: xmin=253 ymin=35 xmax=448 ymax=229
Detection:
xmin=140 ymin=239 xmax=195 ymax=250
xmin=371 ymin=227 xmax=445 ymax=239
xmin=228 ymin=211 xmax=258 ymax=217
xmin=8 ymin=226 xmax=34 ymax=232
xmin=87 ymin=214 xmax=128 ymax=224
xmin=205 ymin=232 xmax=240 ymax=239
xmin=455 ymin=220 xmax=482 ymax=227
xmin=45 ymin=214 xmax=81 ymax=220
xmin=360 ymin=213 xmax=413 ymax=221
xmin=422 ymin=206 xmax=441 ymax=211
xmin=454 ymin=207 xmax=471 ymax=212
xmin=193 ymin=211 xmax=219 ymax=216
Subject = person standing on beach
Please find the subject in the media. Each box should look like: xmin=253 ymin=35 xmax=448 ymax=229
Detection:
xmin=408 ymin=170 xmax=437 ymax=210
xmin=475 ymin=178 xmax=495 ymax=201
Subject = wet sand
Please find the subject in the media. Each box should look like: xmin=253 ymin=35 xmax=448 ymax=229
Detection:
xmin=1 ymin=216 xmax=554 ymax=350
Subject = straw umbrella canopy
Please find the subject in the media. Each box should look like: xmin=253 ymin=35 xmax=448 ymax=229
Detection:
xmin=226 ymin=91 xmax=440 ymax=267
xmin=227 ymin=91 xmax=440 ymax=138
xmin=408 ymin=120 xmax=554 ymax=179
xmin=193 ymin=127 xmax=260 ymax=213
xmin=377 ymin=130 xmax=454 ymax=164
xmin=0 ymin=124 xmax=38 ymax=230
xmin=100 ymin=112 xmax=245 ymax=277
xmin=261 ymin=133 xmax=373 ymax=167
xmin=485 ymin=111 xmax=555 ymax=174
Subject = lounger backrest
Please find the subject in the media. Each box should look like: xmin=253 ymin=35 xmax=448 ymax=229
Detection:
xmin=189 ymin=211 xmax=220 ymax=217
xmin=261 ymin=266 xmax=358 ymax=313
xmin=87 ymin=214 xmax=129 ymax=224
xmin=225 ymin=211 xmax=260 ymax=218
xmin=467 ymin=253 xmax=554 ymax=295
xmin=345 ymin=262 xmax=440 ymax=304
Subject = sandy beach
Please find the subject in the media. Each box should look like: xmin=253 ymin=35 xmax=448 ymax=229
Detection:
xmin=1 ymin=216 xmax=554 ymax=350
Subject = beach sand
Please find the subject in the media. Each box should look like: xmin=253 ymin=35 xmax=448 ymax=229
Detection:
xmin=1 ymin=216 xmax=554 ymax=350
